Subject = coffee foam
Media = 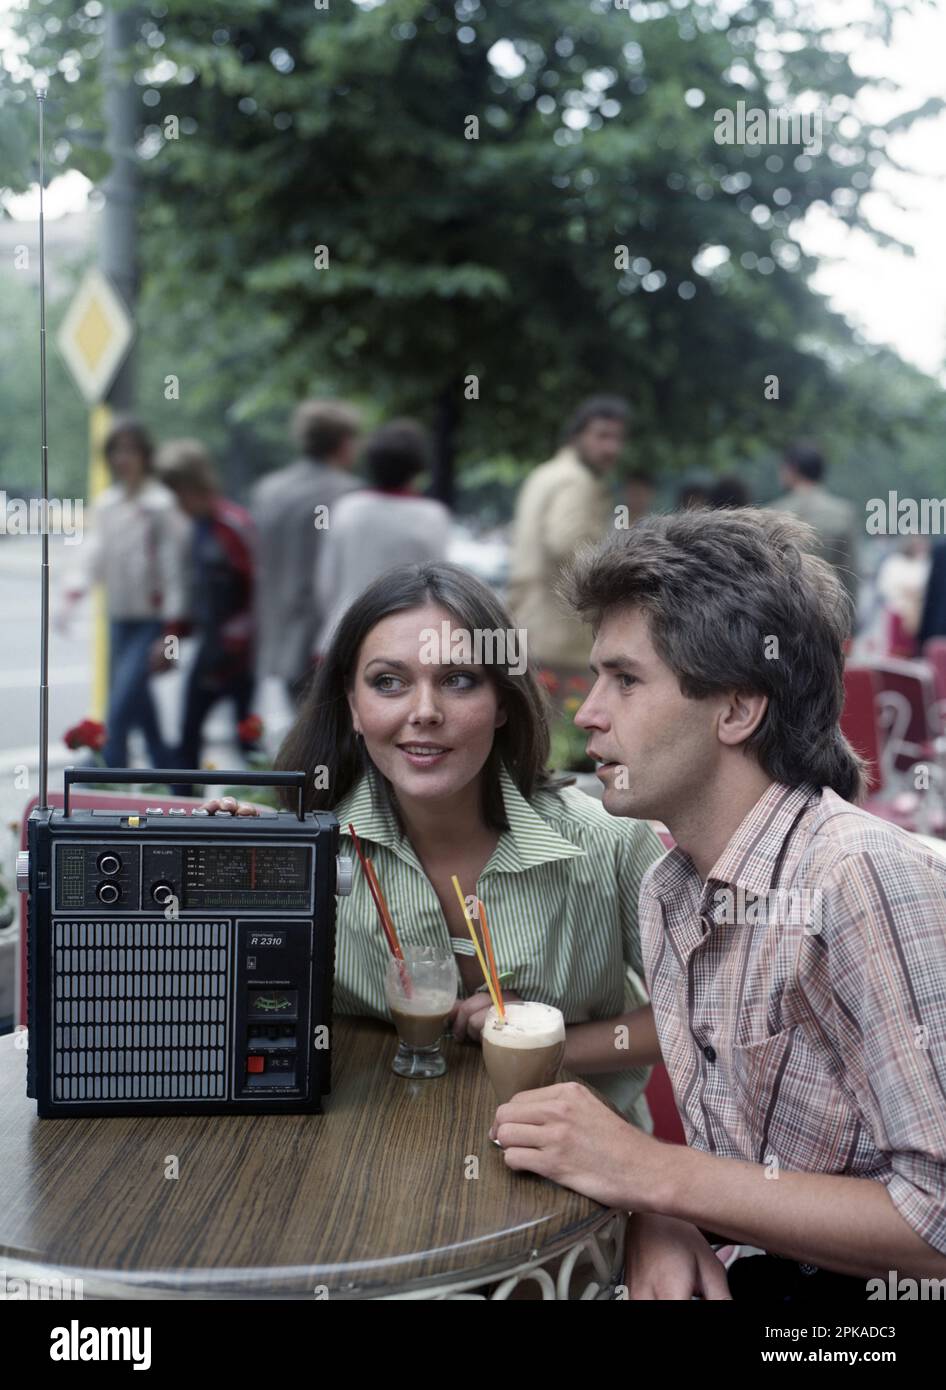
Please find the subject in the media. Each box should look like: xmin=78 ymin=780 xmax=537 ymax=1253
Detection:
xmin=391 ymin=987 xmax=454 ymax=1016
xmin=482 ymin=1001 xmax=565 ymax=1049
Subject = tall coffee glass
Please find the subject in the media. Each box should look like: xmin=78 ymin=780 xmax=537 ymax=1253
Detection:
xmin=384 ymin=945 xmax=458 ymax=1079
xmin=481 ymin=1001 xmax=566 ymax=1104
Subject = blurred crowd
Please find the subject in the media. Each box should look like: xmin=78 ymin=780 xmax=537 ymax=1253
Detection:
xmin=61 ymin=395 xmax=946 ymax=773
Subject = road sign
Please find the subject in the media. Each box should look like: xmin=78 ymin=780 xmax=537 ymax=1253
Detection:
xmin=56 ymin=267 xmax=134 ymax=405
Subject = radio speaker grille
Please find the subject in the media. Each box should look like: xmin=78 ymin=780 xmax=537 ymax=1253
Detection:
xmin=51 ymin=920 xmax=230 ymax=1102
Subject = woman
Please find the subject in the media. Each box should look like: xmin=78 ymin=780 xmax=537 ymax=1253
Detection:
xmin=207 ymin=562 xmax=664 ymax=1127
xmin=63 ymin=417 xmax=189 ymax=768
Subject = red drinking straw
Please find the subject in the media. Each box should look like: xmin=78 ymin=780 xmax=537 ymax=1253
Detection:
xmin=347 ymin=822 xmax=403 ymax=958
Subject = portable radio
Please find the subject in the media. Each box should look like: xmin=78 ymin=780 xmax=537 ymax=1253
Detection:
xmin=19 ymin=770 xmax=352 ymax=1117
xmin=20 ymin=93 xmax=352 ymax=1119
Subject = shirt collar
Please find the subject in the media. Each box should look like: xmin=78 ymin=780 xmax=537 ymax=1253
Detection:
xmin=648 ymin=781 xmax=820 ymax=913
xmin=334 ymin=763 xmax=586 ymax=876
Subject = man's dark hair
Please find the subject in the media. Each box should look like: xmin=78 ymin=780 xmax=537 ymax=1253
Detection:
xmin=292 ymin=400 xmax=360 ymax=460
xmin=559 ymin=507 xmax=866 ymax=802
xmin=561 ymin=394 xmax=630 ymax=444
xmin=363 ymin=419 xmax=432 ymax=490
xmin=783 ymin=442 xmax=825 ymax=483
xmin=104 ymin=416 xmax=155 ymax=474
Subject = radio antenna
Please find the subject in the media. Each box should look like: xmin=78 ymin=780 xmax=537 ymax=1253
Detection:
xmin=37 ymin=87 xmax=50 ymax=811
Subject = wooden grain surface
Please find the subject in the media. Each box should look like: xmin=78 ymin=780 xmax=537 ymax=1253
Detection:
xmin=0 ymin=1018 xmax=610 ymax=1298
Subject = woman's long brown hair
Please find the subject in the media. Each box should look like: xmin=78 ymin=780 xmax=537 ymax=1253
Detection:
xmin=275 ymin=561 xmax=571 ymax=829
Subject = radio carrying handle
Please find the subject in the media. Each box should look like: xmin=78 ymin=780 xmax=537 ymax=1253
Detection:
xmin=62 ymin=768 xmax=308 ymax=821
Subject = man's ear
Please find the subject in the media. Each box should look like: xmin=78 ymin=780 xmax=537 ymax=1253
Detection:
xmin=717 ymin=690 xmax=767 ymax=748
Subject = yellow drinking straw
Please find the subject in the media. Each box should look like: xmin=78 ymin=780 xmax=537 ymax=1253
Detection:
xmin=450 ymin=875 xmax=503 ymax=1019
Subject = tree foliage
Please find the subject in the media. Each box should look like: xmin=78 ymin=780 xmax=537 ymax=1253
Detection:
xmin=2 ymin=0 xmax=943 ymax=510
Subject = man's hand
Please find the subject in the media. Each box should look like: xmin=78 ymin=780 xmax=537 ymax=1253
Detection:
xmin=201 ymin=795 xmax=260 ymax=816
xmin=623 ymin=1213 xmax=731 ymax=1301
xmin=450 ymin=989 xmax=521 ymax=1043
xmin=489 ymin=1080 xmax=666 ymax=1210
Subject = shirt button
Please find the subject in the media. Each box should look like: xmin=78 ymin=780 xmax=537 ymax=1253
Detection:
xmin=703 ymin=1045 xmax=717 ymax=1063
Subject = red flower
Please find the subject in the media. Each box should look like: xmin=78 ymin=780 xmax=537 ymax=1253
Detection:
xmin=64 ymin=718 xmax=107 ymax=752
xmin=566 ymin=675 xmax=591 ymax=694
xmin=238 ymin=714 xmax=264 ymax=743
xmin=538 ymin=669 xmax=560 ymax=695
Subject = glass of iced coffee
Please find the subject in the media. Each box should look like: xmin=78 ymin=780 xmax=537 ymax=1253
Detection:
xmin=384 ymin=945 xmax=458 ymax=1079
xmin=481 ymin=1001 xmax=566 ymax=1104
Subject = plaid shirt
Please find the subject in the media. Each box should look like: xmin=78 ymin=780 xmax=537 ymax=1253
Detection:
xmin=641 ymin=782 xmax=946 ymax=1256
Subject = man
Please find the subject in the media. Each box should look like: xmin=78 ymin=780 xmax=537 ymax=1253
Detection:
xmin=314 ymin=419 xmax=450 ymax=655
xmin=251 ymin=400 xmax=361 ymax=702
xmin=769 ymin=442 xmax=859 ymax=609
xmin=491 ymin=507 xmax=946 ymax=1299
xmin=156 ymin=439 xmax=256 ymax=788
xmin=507 ymin=396 xmax=629 ymax=710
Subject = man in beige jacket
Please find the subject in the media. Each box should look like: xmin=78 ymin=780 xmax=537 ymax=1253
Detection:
xmin=507 ymin=396 xmax=629 ymax=706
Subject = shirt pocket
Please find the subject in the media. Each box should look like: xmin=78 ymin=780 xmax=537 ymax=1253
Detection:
xmin=729 ymin=1025 xmax=863 ymax=1174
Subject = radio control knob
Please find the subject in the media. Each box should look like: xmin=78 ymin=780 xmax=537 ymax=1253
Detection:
xmin=16 ymin=851 xmax=30 ymax=893
xmin=335 ymin=855 xmax=354 ymax=897
xmin=151 ymin=882 xmax=175 ymax=906
xmin=97 ymin=852 xmax=121 ymax=876
xmin=97 ymin=882 xmax=119 ymax=905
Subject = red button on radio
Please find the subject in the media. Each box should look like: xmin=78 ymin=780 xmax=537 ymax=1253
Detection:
xmin=247 ymin=1055 xmax=266 ymax=1074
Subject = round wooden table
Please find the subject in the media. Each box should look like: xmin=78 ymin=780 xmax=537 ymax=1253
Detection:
xmin=0 ymin=1018 xmax=625 ymax=1299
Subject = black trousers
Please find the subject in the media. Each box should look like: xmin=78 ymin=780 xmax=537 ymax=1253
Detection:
xmin=727 ymin=1253 xmax=868 ymax=1301
xmin=170 ymin=654 xmax=255 ymax=793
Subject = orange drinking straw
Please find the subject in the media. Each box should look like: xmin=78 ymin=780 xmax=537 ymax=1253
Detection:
xmin=478 ymin=900 xmax=505 ymax=1021
xmin=451 ymin=876 xmax=502 ymax=1017
xmin=365 ymin=858 xmax=403 ymax=959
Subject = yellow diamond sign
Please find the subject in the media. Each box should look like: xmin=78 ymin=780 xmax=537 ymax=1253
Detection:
xmin=57 ymin=267 xmax=134 ymax=405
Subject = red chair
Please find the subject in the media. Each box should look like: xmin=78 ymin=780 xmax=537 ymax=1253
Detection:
xmin=867 ymin=658 xmax=942 ymax=781
xmin=841 ymin=666 xmax=883 ymax=795
xmin=922 ymin=638 xmax=946 ymax=718
xmin=645 ymin=1064 xmax=686 ymax=1145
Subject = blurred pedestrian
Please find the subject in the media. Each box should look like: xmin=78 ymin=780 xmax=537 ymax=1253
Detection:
xmin=315 ymin=419 xmax=449 ymax=656
xmin=626 ymin=467 xmax=657 ymax=525
xmin=251 ymin=400 xmax=362 ymax=703
xmin=769 ymin=442 xmax=859 ymax=607
xmin=875 ymin=537 xmax=930 ymax=658
xmin=507 ymin=395 xmax=629 ymax=709
xmin=156 ymin=439 xmax=257 ymax=787
xmin=709 ymin=475 xmax=751 ymax=509
xmin=676 ymin=480 xmax=710 ymax=510
xmin=62 ymin=417 xmax=189 ymax=769
xmin=918 ymin=540 xmax=946 ymax=647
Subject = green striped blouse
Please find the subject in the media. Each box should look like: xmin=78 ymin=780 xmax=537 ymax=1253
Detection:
xmin=332 ymin=762 xmax=665 ymax=1130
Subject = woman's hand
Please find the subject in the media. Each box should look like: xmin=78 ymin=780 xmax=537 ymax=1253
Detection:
xmin=200 ymin=795 xmax=260 ymax=816
xmin=449 ymin=989 xmax=522 ymax=1044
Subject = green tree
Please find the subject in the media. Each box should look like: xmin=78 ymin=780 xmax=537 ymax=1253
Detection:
xmin=2 ymin=0 xmax=943 ymax=511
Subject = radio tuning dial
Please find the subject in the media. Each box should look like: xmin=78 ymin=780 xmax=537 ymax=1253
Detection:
xmin=97 ymin=852 xmax=121 ymax=876
xmin=336 ymin=855 xmax=354 ymax=896
xmin=16 ymin=850 xmax=30 ymax=893
xmin=97 ymin=882 xmax=119 ymax=905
